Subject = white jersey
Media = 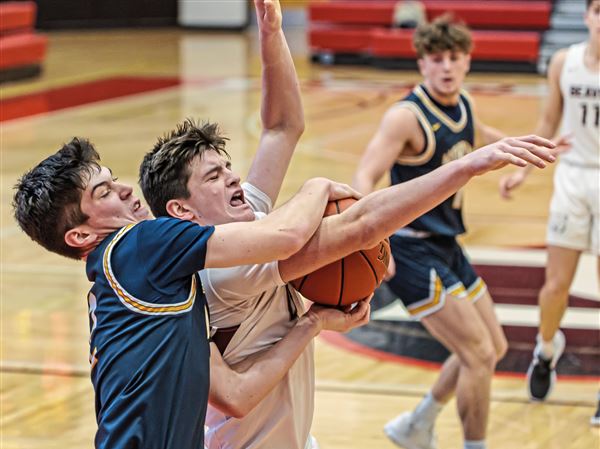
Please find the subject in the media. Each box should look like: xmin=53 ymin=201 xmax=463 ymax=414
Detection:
xmin=203 ymin=183 xmax=314 ymax=449
xmin=559 ymin=42 xmax=600 ymax=168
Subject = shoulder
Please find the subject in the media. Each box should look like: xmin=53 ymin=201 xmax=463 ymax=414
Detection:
xmin=549 ymin=48 xmax=568 ymax=75
xmin=382 ymin=103 xmax=421 ymax=130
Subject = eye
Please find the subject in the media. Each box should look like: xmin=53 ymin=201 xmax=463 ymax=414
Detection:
xmin=112 ymin=176 xmax=119 ymax=182
xmin=100 ymin=188 xmax=111 ymax=198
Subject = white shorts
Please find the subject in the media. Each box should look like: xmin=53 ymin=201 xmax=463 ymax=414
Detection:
xmin=547 ymin=162 xmax=599 ymax=255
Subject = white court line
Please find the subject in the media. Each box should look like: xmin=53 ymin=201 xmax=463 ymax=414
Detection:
xmin=372 ymin=299 xmax=600 ymax=330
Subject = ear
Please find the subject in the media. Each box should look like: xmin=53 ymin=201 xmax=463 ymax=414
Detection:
xmin=465 ymin=54 xmax=472 ymax=73
xmin=417 ymin=58 xmax=426 ymax=76
xmin=64 ymin=226 xmax=97 ymax=250
xmin=165 ymin=199 xmax=196 ymax=221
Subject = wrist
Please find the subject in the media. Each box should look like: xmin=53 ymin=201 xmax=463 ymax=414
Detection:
xmin=297 ymin=311 xmax=322 ymax=336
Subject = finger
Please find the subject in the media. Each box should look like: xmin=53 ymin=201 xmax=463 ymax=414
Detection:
xmin=506 ymin=138 xmax=555 ymax=163
xmin=516 ymin=135 xmax=556 ymax=149
xmin=501 ymin=143 xmax=546 ymax=168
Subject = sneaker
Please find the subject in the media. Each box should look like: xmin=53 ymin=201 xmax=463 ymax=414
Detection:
xmin=384 ymin=412 xmax=436 ymax=449
xmin=591 ymin=398 xmax=600 ymax=427
xmin=309 ymin=435 xmax=320 ymax=449
xmin=527 ymin=330 xmax=565 ymax=401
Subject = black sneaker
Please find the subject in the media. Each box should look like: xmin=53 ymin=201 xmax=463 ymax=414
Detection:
xmin=591 ymin=397 xmax=600 ymax=427
xmin=527 ymin=354 xmax=555 ymax=400
xmin=527 ymin=331 xmax=565 ymax=401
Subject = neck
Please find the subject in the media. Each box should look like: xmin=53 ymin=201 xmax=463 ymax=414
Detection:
xmin=584 ymin=39 xmax=600 ymax=72
xmin=423 ymin=81 xmax=460 ymax=106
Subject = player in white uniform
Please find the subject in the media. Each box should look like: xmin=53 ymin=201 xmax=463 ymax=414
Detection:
xmin=499 ymin=0 xmax=600 ymax=411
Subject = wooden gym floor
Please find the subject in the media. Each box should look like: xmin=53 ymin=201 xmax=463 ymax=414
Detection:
xmin=1 ymin=27 xmax=598 ymax=449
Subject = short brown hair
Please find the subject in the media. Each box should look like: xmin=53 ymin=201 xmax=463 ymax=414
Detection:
xmin=139 ymin=118 xmax=230 ymax=217
xmin=13 ymin=138 xmax=100 ymax=259
xmin=413 ymin=15 xmax=472 ymax=57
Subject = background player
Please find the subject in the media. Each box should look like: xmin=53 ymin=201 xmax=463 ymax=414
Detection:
xmin=499 ymin=0 xmax=599 ymax=411
xmin=352 ymin=16 xmax=517 ymax=449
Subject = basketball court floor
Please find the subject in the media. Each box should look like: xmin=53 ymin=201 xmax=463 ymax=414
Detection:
xmin=1 ymin=27 xmax=598 ymax=449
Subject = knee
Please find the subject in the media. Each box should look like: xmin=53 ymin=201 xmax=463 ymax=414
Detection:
xmin=495 ymin=334 xmax=508 ymax=362
xmin=542 ymin=278 xmax=571 ymax=302
xmin=460 ymin=338 xmax=497 ymax=373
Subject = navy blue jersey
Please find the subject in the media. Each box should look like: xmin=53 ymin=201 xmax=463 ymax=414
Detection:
xmin=85 ymin=217 xmax=215 ymax=449
xmin=391 ymin=84 xmax=475 ymax=236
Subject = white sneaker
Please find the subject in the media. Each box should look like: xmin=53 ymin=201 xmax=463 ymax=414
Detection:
xmin=309 ymin=435 xmax=320 ymax=449
xmin=384 ymin=412 xmax=436 ymax=449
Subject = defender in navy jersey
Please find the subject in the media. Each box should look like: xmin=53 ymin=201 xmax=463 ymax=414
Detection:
xmin=12 ymin=136 xmax=364 ymax=449
xmin=353 ymin=17 xmax=514 ymax=449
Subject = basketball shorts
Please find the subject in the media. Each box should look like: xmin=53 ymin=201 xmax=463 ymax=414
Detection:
xmin=387 ymin=234 xmax=487 ymax=319
xmin=547 ymin=162 xmax=599 ymax=255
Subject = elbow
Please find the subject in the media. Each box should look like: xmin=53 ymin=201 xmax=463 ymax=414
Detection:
xmin=279 ymin=230 xmax=308 ymax=260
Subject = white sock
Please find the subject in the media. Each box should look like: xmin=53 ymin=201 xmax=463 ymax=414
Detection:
xmin=536 ymin=334 xmax=555 ymax=360
xmin=412 ymin=392 xmax=443 ymax=425
xmin=464 ymin=440 xmax=486 ymax=449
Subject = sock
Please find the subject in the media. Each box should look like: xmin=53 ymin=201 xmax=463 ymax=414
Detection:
xmin=412 ymin=392 xmax=443 ymax=426
xmin=536 ymin=334 xmax=555 ymax=360
xmin=464 ymin=440 xmax=486 ymax=449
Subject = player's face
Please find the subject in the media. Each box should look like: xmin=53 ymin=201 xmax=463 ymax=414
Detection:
xmin=585 ymin=1 xmax=600 ymax=41
xmin=184 ymin=150 xmax=255 ymax=226
xmin=79 ymin=166 xmax=149 ymax=233
xmin=418 ymin=50 xmax=471 ymax=103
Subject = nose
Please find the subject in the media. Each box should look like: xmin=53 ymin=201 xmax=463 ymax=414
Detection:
xmin=442 ymin=57 xmax=452 ymax=70
xmin=226 ymin=168 xmax=241 ymax=186
xmin=117 ymin=182 xmax=133 ymax=199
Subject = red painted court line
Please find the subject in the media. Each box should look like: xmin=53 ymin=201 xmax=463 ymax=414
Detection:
xmin=320 ymin=331 xmax=600 ymax=382
xmin=0 ymin=76 xmax=181 ymax=122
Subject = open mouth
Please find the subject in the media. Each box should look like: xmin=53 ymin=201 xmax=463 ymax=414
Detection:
xmin=230 ymin=190 xmax=245 ymax=207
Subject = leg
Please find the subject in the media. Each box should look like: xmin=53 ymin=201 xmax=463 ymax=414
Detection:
xmin=421 ymin=297 xmax=496 ymax=441
xmin=538 ymin=245 xmax=581 ymax=342
xmin=430 ymin=292 xmax=508 ymax=404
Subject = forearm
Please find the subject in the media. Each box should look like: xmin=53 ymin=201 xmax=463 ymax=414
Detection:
xmin=351 ymin=159 xmax=473 ymax=245
xmin=210 ymin=315 xmax=320 ymax=417
xmin=259 ymin=29 xmax=303 ymax=134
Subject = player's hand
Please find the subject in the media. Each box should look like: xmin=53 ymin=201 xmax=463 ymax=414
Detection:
xmin=551 ymin=133 xmax=572 ymax=156
xmin=308 ymin=298 xmax=371 ymax=333
xmin=384 ymin=256 xmax=396 ymax=281
xmin=327 ymin=181 xmax=363 ymax=202
xmin=498 ymin=170 xmax=527 ymax=199
xmin=254 ymin=0 xmax=282 ymax=35
xmin=465 ymin=135 xmax=556 ymax=176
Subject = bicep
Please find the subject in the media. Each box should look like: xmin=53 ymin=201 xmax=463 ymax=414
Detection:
xmin=538 ymin=51 xmax=566 ymax=135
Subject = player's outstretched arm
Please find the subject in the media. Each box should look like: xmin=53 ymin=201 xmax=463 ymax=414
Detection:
xmin=208 ymin=299 xmax=371 ymax=418
xmin=279 ymin=135 xmax=556 ymax=282
xmin=204 ymin=177 xmax=358 ymax=269
xmin=245 ymin=0 xmax=304 ymax=204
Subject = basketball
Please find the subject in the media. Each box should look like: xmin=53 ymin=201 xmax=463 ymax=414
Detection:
xmin=290 ymin=198 xmax=391 ymax=307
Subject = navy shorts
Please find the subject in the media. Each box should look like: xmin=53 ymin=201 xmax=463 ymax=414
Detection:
xmin=387 ymin=234 xmax=487 ymax=319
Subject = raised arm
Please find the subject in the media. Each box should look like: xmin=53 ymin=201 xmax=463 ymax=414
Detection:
xmin=499 ymin=50 xmax=566 ymax=199
xmin=209 ymin=299 xmax=370 ymax=418
xmin=204 ymin=178 xmax=356 ymax=268
xmin=352 ymin=105 xmax=416 ymax=194
xmin=280 ymin=135 xmax=556 ymax=281
xmin=245 ymin=0 xmax=304 ymax=204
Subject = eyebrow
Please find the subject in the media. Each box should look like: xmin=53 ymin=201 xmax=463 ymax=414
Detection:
xmin=90 ymin=168 xmax=114 ymax=196
xmin=202 ymin=161 xmax=231 ymax=179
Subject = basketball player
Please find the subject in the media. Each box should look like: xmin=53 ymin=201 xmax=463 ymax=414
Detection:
xmin=352 ymin=16 xmax=518 ymax=449
xmin=499 ymin=0 xmax=599 ymax=413
xmin=12 ymin=137 xmax=375 ymax=449
xmin=139 ymin=8 xmax=556 ymax=446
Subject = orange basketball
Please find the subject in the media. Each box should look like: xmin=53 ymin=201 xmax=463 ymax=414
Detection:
xmin=290 ymin=198 xmax=391 ymax=307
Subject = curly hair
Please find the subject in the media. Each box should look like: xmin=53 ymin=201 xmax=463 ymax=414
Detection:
xmin=139 ymin=118 xmax=230 ymax=217
xmin=413 ymin=15 xmax=472 ymax=58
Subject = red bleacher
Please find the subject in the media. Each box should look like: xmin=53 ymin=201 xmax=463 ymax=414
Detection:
xmin=0 ymin=2 xmax=48 ymax=82
xmin=308 ymin=0 xmax=552 ymax=71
